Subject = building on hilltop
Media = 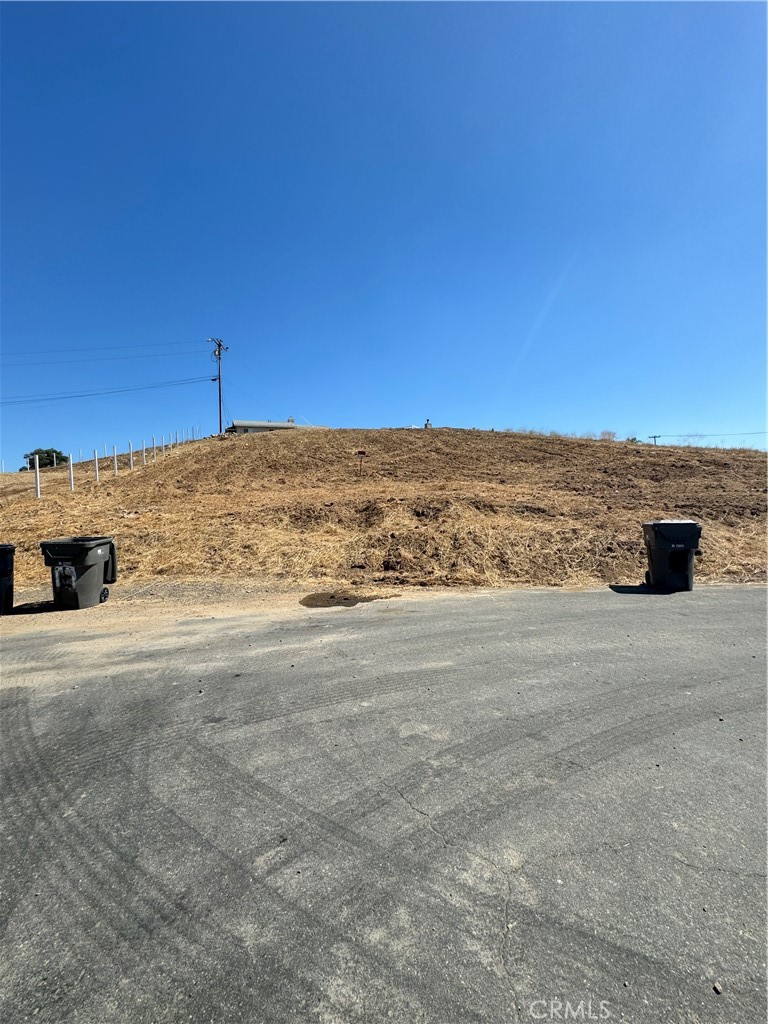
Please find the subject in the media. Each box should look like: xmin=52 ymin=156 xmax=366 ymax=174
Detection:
xmin=225 ymin=418 xmax=325 ymax=434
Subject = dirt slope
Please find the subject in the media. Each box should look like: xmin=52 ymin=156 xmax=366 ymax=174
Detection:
xmin=1 ymin=428 xmax=765 ymax=590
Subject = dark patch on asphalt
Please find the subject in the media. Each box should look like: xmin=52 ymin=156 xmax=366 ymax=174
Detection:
xmin=300 ymin=592 xmax=393 ymax=608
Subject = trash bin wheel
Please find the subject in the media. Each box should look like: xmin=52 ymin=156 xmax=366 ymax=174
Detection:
xmin=100 ymin=587 xmax=109 ymax=603
xmin=644 ymin=571 xmax=652 ymax=587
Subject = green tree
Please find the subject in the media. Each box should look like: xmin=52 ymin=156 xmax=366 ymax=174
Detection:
xmin=19 ymin=448 xmax=68 ymax=471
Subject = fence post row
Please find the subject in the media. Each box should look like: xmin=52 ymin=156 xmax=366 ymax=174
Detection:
xmin=27 ymin=429 xmax=206 ymax=496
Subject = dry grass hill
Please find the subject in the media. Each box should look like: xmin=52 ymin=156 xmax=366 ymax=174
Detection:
xmin=1 ymin=428 xmax=765 ymax=591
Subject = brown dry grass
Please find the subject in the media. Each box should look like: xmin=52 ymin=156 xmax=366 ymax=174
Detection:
xmin=1 ymin=428 xmax=765 ymax=590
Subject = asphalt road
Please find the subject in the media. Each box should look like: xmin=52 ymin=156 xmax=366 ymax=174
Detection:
xmin=1 ymin=586 xmax=766 ymax=1024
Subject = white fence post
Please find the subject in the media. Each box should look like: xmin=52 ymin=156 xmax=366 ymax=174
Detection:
xmin=69 ymin=455 xmax=75 ymax=492
xmin=161 ymin=434 xmax=165 ymax=454
xmin=152 ymin=435 xmax=156 ymax=462
xmin=142 ymin=440 xmax=147 ymax=466
xmin=53 ymin=452 xmax=57 ymax=467
xmin=129 ymin=440 xmax=134 ymax=470
xmin=94 ymin=450 xmax=99 ymax=482
xmin=34 ymin=455 xmax=41 ymax=498
xmin=113 ymin=446 xmax=118 ymax=476
xmin=79 ymin=448 xmax=83 ymax=464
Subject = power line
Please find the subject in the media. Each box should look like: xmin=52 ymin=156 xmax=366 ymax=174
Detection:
xmin=0 ymin=340 xmax=212 ymax=359
xmin=1 ymin=375 xmax=213 ymax=407
xmin=1 ymin=350 xmax=205 ymax=368
xmin=654 ymin=431 xmax=767 ymax=438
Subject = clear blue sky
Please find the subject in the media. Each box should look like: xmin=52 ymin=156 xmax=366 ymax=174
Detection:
xmin=1 ymin=1 xmax=765 ymax=469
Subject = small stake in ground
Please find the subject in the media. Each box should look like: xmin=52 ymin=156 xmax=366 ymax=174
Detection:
xmin=113 ymin=446 xmax=118 ymax=477
xmin=69 ymin=455 xmax=75 ymax=492
xmin=94 ymin=450 xmax=99 ymax=482
xmin=129 ymin=441 xmax=134 ymax=470
xmin=142 ymin=440 xmax=147 ymax=467
xmin=356 ymin=450 xmax=367 ymax=478
xmin=34 ymin=455 xmax=40 ymax=498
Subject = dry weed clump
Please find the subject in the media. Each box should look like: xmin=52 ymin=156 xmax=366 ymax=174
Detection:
xmin=2 ymin=428 xmax=765 ymax=591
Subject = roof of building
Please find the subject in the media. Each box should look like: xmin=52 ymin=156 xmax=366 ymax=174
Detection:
xmin=230 ymin=420 xmax=298 ymax=428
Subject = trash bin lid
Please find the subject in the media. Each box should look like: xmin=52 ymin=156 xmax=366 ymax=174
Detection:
xmin=41 ymin=535 xmax=112 ymax=546
xmin=0 ymin=543 xmax=15 ymax=551
xmin=642 ymin=519 xmax=700 ymax=525
xmin=40 ymin=536 xmax=113 ymax=556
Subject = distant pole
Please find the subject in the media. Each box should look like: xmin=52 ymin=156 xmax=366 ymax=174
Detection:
xmin=94 ymin=450 xmax=99 ymax=482
xmin=152 ymin=435 xmax=156 ymax=461
xmin=113 ymin=446 xmax=118 ymax=476
xmin=161 ymin=434 xmax=165 ymax=454
xmin=209 ymin=338 xmax=228 ymax=435
xmin=1 ymin=460 xmax=4 ymax=474
xmin=129 ymin=440 xmax=134 ymax=470
xmin=68 ymin=455 xmax=75 ymax=491
xmin=53 ymin=452 xmax=57 ymax=467
xmin=649 ymin=434 xmax=660 ymax=446
xmin=34 ymin=455 xmax=41 ymax=498
xmin=104 ymin=444 xmax=108 ymax=458
xmin=79 ymin=448 xmax=83 ymax=464
xmin=142 ymin=440 xmax=147 ymax=466
xmin=175 ymin=430 xmax=179 ymax=446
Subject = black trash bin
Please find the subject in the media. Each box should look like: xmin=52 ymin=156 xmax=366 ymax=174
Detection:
xmin=0 ymin=543 xmax=15 ymax=615
xmin=40 ymin=536 xmax=117 ymax=610
xmin=642 ymin=520 xmax=701 ymax=592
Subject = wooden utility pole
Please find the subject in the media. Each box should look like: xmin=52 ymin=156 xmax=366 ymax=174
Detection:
xmin=649 ymin=435 xmax=660 ymax=446
xmin=209 ymin=338 xmax=228 ymax=434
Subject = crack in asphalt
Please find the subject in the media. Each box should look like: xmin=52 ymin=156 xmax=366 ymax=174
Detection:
xmin=385 ymin=781 xmax=523 ymax=1021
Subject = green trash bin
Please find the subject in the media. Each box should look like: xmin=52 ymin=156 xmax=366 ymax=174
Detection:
xmin=642 ymin=520 xmax=701 ymax=592
xmin=0 ymin=543 xmax=15 ymax=615
xmin=40 ymin=536 xmax=117 ymax=610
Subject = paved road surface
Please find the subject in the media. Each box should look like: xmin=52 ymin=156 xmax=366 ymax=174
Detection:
xmin=1 ymin=586 xmax=766 ymax=1024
